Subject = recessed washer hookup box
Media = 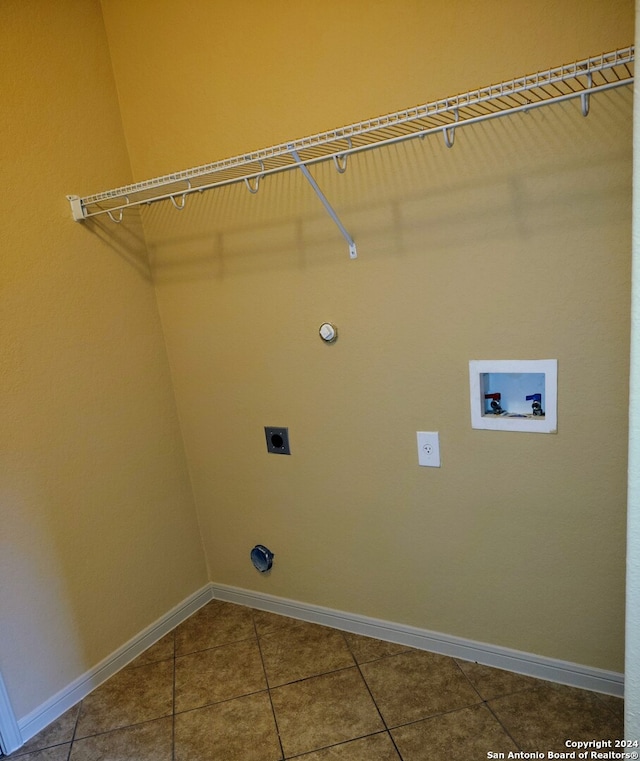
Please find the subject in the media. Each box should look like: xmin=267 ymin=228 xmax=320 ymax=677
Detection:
xmin=469 ymin=359 xmax=558 ymax=434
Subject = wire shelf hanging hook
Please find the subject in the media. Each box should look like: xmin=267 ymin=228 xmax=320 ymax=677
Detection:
xmin=333 ymin=138 xmax=352 ymax=173
xmin=169 ymin=180 xmax=191 ymax=210
xmin=107 ymin=209 xmax=123 ymax=223
xmin=581 ymin=73 xmax=593 ymax=116
xmin=244 ymin=161 xmax=265 ymax=194
xmin=443 ymin=107 xmax=459 ymax=148
xmin=106 ymin=195 xmax=129 ymax=223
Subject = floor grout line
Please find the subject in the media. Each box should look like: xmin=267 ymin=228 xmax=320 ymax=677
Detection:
xmin=483 ymin=699 xmax=523 ymax=752
xmin=252 ymin=610 xmax=286 ymax=760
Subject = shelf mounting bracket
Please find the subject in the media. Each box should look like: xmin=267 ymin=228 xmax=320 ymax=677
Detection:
xmin=66 ymin=194 xmax=85 ymax=222
xmin=288 ymin=147 xmax=357 ymax=259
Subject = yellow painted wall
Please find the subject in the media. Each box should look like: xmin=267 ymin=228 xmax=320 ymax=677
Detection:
xmin=102 ymin=0 xmax=633 ymax=179
xmin=0 ymin=1 xmax=207 ymax=718
xmin=99 ymin=1 xmax=633 ymax=673
xmin=100 ymin=0 xmax=633 ymax=673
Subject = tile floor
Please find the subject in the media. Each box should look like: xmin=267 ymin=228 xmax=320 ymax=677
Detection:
xmin=7 ymin=599 xmax=624 ymax=760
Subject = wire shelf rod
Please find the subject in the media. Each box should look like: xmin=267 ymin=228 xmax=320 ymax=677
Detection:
xmin=73 ymin=73 xmax=633 ymax=222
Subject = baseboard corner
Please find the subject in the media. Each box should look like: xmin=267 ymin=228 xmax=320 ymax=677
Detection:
xmin=15 ymin=583 xmax=214 ymax=749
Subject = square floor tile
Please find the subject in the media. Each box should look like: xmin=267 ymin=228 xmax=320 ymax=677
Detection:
xmin=454 ymin=659 xmax=546 ymax=700
xmin=124 ymin=632 xmax=175 ymax=669
xmin=343 ymin=632 xmax=413 ymax=664
xmin=259 ymin=620 xmax=354 ymax=687
xmin=75 ymin=659 xmax=174 ymax=738
xmin=174 ymin=692 xmax=281 ymax=761
xmin=391 ymin=704 xmax=518 ymax=761
xmin=174 ymin=600 xmax=255 ymax=656
xmin=360 ymin=650 xmax=481 ymax=727
xmin=69 ymin=716 xmax=172 ymax=761
xmin=296 ymin=732 xmax=401 ymax=760
xmin=270 ymin=668 xmax=384 ymax=757
xmin=175 ymin=639 xmax=266 ymax=712
xmin=595 ymin=693 xmax=624 ymax=721
xmin=488 ymin=682 xmax=625 ymax=752
xmin=253 ymin=610 xmax=307 ymax=638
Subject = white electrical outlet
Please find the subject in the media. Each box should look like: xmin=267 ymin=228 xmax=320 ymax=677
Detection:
xmin=417 ymin=431 xmax=441 ymax=467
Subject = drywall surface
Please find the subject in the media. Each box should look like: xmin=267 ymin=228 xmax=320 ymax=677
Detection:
xmin=103 ymin=1 xmax=633 ymax=672
xmin=0 ymin=0 xmax=207 ymax=719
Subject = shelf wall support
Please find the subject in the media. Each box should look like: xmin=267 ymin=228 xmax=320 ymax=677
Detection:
xmin=66 ymin=194 xmax=85 ymax=222
xmin=288 ymin=147 xmax=357 ymax=260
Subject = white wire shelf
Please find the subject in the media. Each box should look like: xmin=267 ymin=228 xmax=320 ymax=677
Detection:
xmin=68 ymin=45 xmax=634 ymax=235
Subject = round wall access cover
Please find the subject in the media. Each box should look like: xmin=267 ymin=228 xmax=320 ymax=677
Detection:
xmin=250 ymin=545 xmax=274 ymax=573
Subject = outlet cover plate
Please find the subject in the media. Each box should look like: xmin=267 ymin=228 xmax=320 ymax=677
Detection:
xmin=417 ymin=431 xmax=440 ymax=467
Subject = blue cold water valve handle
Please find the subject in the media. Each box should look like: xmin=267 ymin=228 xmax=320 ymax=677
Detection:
xmin=526 ymin=394 xmax=544 ymax=416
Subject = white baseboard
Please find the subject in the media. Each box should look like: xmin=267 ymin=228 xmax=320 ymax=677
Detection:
xmin=15 ymin=584 xmax=213 ymax=749
xmin=211 ymin=583 xmax=624 ymax=698
xmin=0 ymin=670 xmax=22 ymax=755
